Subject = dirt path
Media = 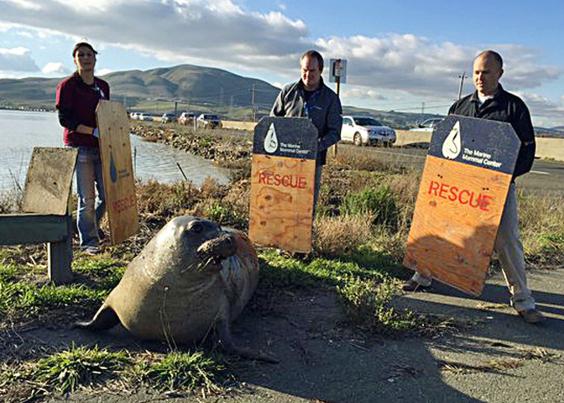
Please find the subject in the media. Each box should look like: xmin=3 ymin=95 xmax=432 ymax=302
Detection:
xmin=5 ymin=267 xmax=554 ymax=402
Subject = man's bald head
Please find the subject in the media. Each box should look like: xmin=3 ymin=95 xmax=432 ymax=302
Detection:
xmin=473 ymin=50 xmax=504 ymax=97
xmin=474 ymin=50 xmax=503 ymax=70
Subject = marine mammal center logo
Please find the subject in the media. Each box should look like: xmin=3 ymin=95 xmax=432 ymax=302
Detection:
xmin=264 ymin=123 xmax=279 ymax=154
xmin=442 ymin=121 xmax=462 ymax=159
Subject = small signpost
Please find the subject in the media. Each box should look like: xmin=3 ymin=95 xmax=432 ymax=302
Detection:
xmin=329 ymin=58 xmax=347 ymax=85
xmin=329 ymin=58 xmax=347 ymax=157
xmin=403 ymin=115 xmax=521 ymax=295
xmin=96 ymin=100 xmax=139 ymax=245
xmin=249 ymin=117 xmax=318 ymax=253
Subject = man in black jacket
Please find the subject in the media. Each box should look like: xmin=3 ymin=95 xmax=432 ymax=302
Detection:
xmin=404 ymin=50 xmax=544 ymax=324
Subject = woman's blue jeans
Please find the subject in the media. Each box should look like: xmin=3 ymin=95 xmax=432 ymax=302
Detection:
xmin=76 ymin=146 xmax=105 ymax=247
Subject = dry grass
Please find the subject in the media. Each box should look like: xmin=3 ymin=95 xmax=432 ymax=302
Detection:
xmin=314 ymin=214 xmax=374 ymax=257
xmin=0 ymin=186 xmax=22 ymax=214
xmin=329 ymin=145 xmax=409 ymax=173
xmin=518 ymin=190 xmax=564 ymax=267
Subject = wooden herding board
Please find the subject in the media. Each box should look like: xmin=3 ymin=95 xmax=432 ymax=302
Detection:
xmin=404 ymin=116 xmax=521 ymax=295
xmin=96 ymin=100 xmax=138 ymax=245
xmin=22 ymin=147 xmax=77 ymax=215
xmin=249 ymin=117 xmax=318 ymax=253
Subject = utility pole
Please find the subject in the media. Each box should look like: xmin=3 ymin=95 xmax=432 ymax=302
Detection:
xmin=229 ymin=95 xmax=234 ymax=117
xmin=421 ymin=102 xmax=425 ymax=115
xmin=333 ymin=73 xmax=341 ymax=157
xmin=458 ymin=72 xmax=467 ymax=100
xmin=251 ymin=84 xmax=256 ymax=122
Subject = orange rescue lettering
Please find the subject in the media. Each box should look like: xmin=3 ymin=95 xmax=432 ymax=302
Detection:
xmin=112 ymin=194 xmax=136 ymax=213
xmin=428 ymin=180 xmax=493 ymax=211
xmin=258 ymin=171 xmax=307 ymax=189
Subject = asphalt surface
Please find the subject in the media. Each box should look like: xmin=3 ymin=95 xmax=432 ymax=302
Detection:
xmin=353 ymin=145 xmax=564 ymax=194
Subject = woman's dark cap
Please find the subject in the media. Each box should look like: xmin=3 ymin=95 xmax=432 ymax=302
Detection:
xmin=72 ymin=42 xmax=98 ymax=57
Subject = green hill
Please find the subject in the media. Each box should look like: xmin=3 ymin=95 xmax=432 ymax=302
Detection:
xmin=0 ymin=64 xmax=280 ymax=112
xmin=0 ymin=63 xmax=444 ymax=128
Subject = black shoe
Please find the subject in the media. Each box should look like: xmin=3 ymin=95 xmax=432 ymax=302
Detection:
xmin=402 ymin=279 xmax=431 ymax=292
xmin=518 ymin=309 xmax=545 ymax=324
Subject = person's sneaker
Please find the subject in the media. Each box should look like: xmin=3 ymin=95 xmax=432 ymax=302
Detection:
xmin=518 ymin=309 xmax=545 ymax=324
xmin=81 ymin=246 xmax=100 ymax=256
xmin=402 ymin=279 xmax=431 ymax=292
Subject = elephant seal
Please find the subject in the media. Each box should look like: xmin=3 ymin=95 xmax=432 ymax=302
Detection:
xmin=76 ymin=216 xmax=274 ymax=361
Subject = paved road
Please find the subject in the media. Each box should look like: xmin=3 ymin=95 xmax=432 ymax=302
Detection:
xmin=353 ymin=145 xmax=564 ymax=194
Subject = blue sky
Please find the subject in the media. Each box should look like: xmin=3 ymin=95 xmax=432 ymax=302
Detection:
xmin=0 ymin=0 xmax=563 ymax=126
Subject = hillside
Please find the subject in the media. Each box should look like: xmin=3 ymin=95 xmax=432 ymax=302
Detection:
xmin=0 ymin=64 xmax=279 ymax=111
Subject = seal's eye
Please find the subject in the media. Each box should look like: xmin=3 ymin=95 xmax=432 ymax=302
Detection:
xmin=191 ymin=222 xmax=203 ymax=233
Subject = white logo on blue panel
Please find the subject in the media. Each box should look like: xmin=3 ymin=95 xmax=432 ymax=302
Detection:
xmin=442 ymin=121 xmax=462 ymax=159
xmin=264 ymin=123 xmax=279 ymax=154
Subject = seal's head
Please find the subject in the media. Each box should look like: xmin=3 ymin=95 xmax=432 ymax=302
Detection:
xmin=148 ymin=216 xmax=236 ymax=277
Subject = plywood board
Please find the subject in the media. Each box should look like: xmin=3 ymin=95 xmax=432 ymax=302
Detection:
xmin=249 ymin=154 xmax=316 ymax=252
xmin=404 ymin=156 xmax=513 ymax=294
xmin=404 ymin=116 xmax=521 ymax=296
xmin=96 ymin=100 xmax=138 ymax=244
xmin=21 ymin=147 xmax=77 ymax=215
xmin=249 ymin=117 xmax=319 ymax=253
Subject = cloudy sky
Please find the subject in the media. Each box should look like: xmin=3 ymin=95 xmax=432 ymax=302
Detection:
xmin=1 ymin=0 xmax=563 ymax=126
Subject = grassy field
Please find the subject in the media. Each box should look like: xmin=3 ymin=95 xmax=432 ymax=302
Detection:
xmin=0 ymin=123 xmax=562 ymax=401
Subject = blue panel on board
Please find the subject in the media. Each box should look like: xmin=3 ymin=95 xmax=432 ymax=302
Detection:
xmin=428 ymin=115 xmax=520 ymax=175
xmin=253 ymin=117 xmax=318 ymax=160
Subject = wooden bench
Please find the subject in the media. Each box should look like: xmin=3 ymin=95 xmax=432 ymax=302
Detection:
xmin=0 ymin=147 xmax=78 ymax=284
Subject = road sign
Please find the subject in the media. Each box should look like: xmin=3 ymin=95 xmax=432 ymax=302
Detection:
xmin=249 ymin=117 xmax=318 ymax=253
xmin=96 ymin=100 xmax=139 ymax=245
xmin=329 ymin=58 xmax=347 ymax=83
xmin=403 ymin=115 xmax=521 ymax=295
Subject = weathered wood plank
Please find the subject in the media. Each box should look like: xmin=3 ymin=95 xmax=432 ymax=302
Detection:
xmin=21 ymin=147 xmax=77 ymax=215
xmin=0 ymin=214 xmax=69 ymax=245
xmin=96 ymin=100 xmax=139 ymax=245
xmin=48 ymin=215 xmax=73 ymax=284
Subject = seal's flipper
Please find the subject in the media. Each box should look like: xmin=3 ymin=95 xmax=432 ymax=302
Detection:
xmin=216 ymin=319 xmax=278 ymax=364
xmin=74 ymin=305 xmax=120 ymax=330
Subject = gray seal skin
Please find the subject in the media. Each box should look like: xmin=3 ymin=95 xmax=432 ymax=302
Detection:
xmin=77 ymin=216 xmax=270 ymax=360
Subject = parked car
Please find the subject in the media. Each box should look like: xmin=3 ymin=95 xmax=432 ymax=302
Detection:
xmin=341 ymin=115 xmax=396 ymax=146
xmin=138 ymin=113 xmax=154 ymax=122
xmin=161 ymin=112 xmax=177 ymax=123
xmin=129 ymin=111 xmax=139 ymax=120
xmin=410 ymin=118 xmax=444 ymax=132
xmin=196 ymin=113 xmax=222 ymax=129
xmin=178 ymin=111 xmax=197 ymax=125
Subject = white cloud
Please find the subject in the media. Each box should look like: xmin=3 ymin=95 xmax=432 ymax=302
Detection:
xmin=341 ymin=86 xmax=387 ymax=101
xmin=516 ymin=92 xmax=564 ymax=126
xmin=96 ymin=68 xmax=113 ymax=76
xmin=0 ymin=0 xmax=561 ymax=123
xmin=0 ymin=47 xmax=39 ymax=72
xmin=41 ymin=62 xmax=69 ymax=75
xmin=4 ymin=0 xmax=40 ymax=10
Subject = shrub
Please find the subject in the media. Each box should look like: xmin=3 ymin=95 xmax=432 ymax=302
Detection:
xmin=337 ymin=276 xmax=416 ymax=334
xmin=341 ymin=185 xmax=399 ymax=228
